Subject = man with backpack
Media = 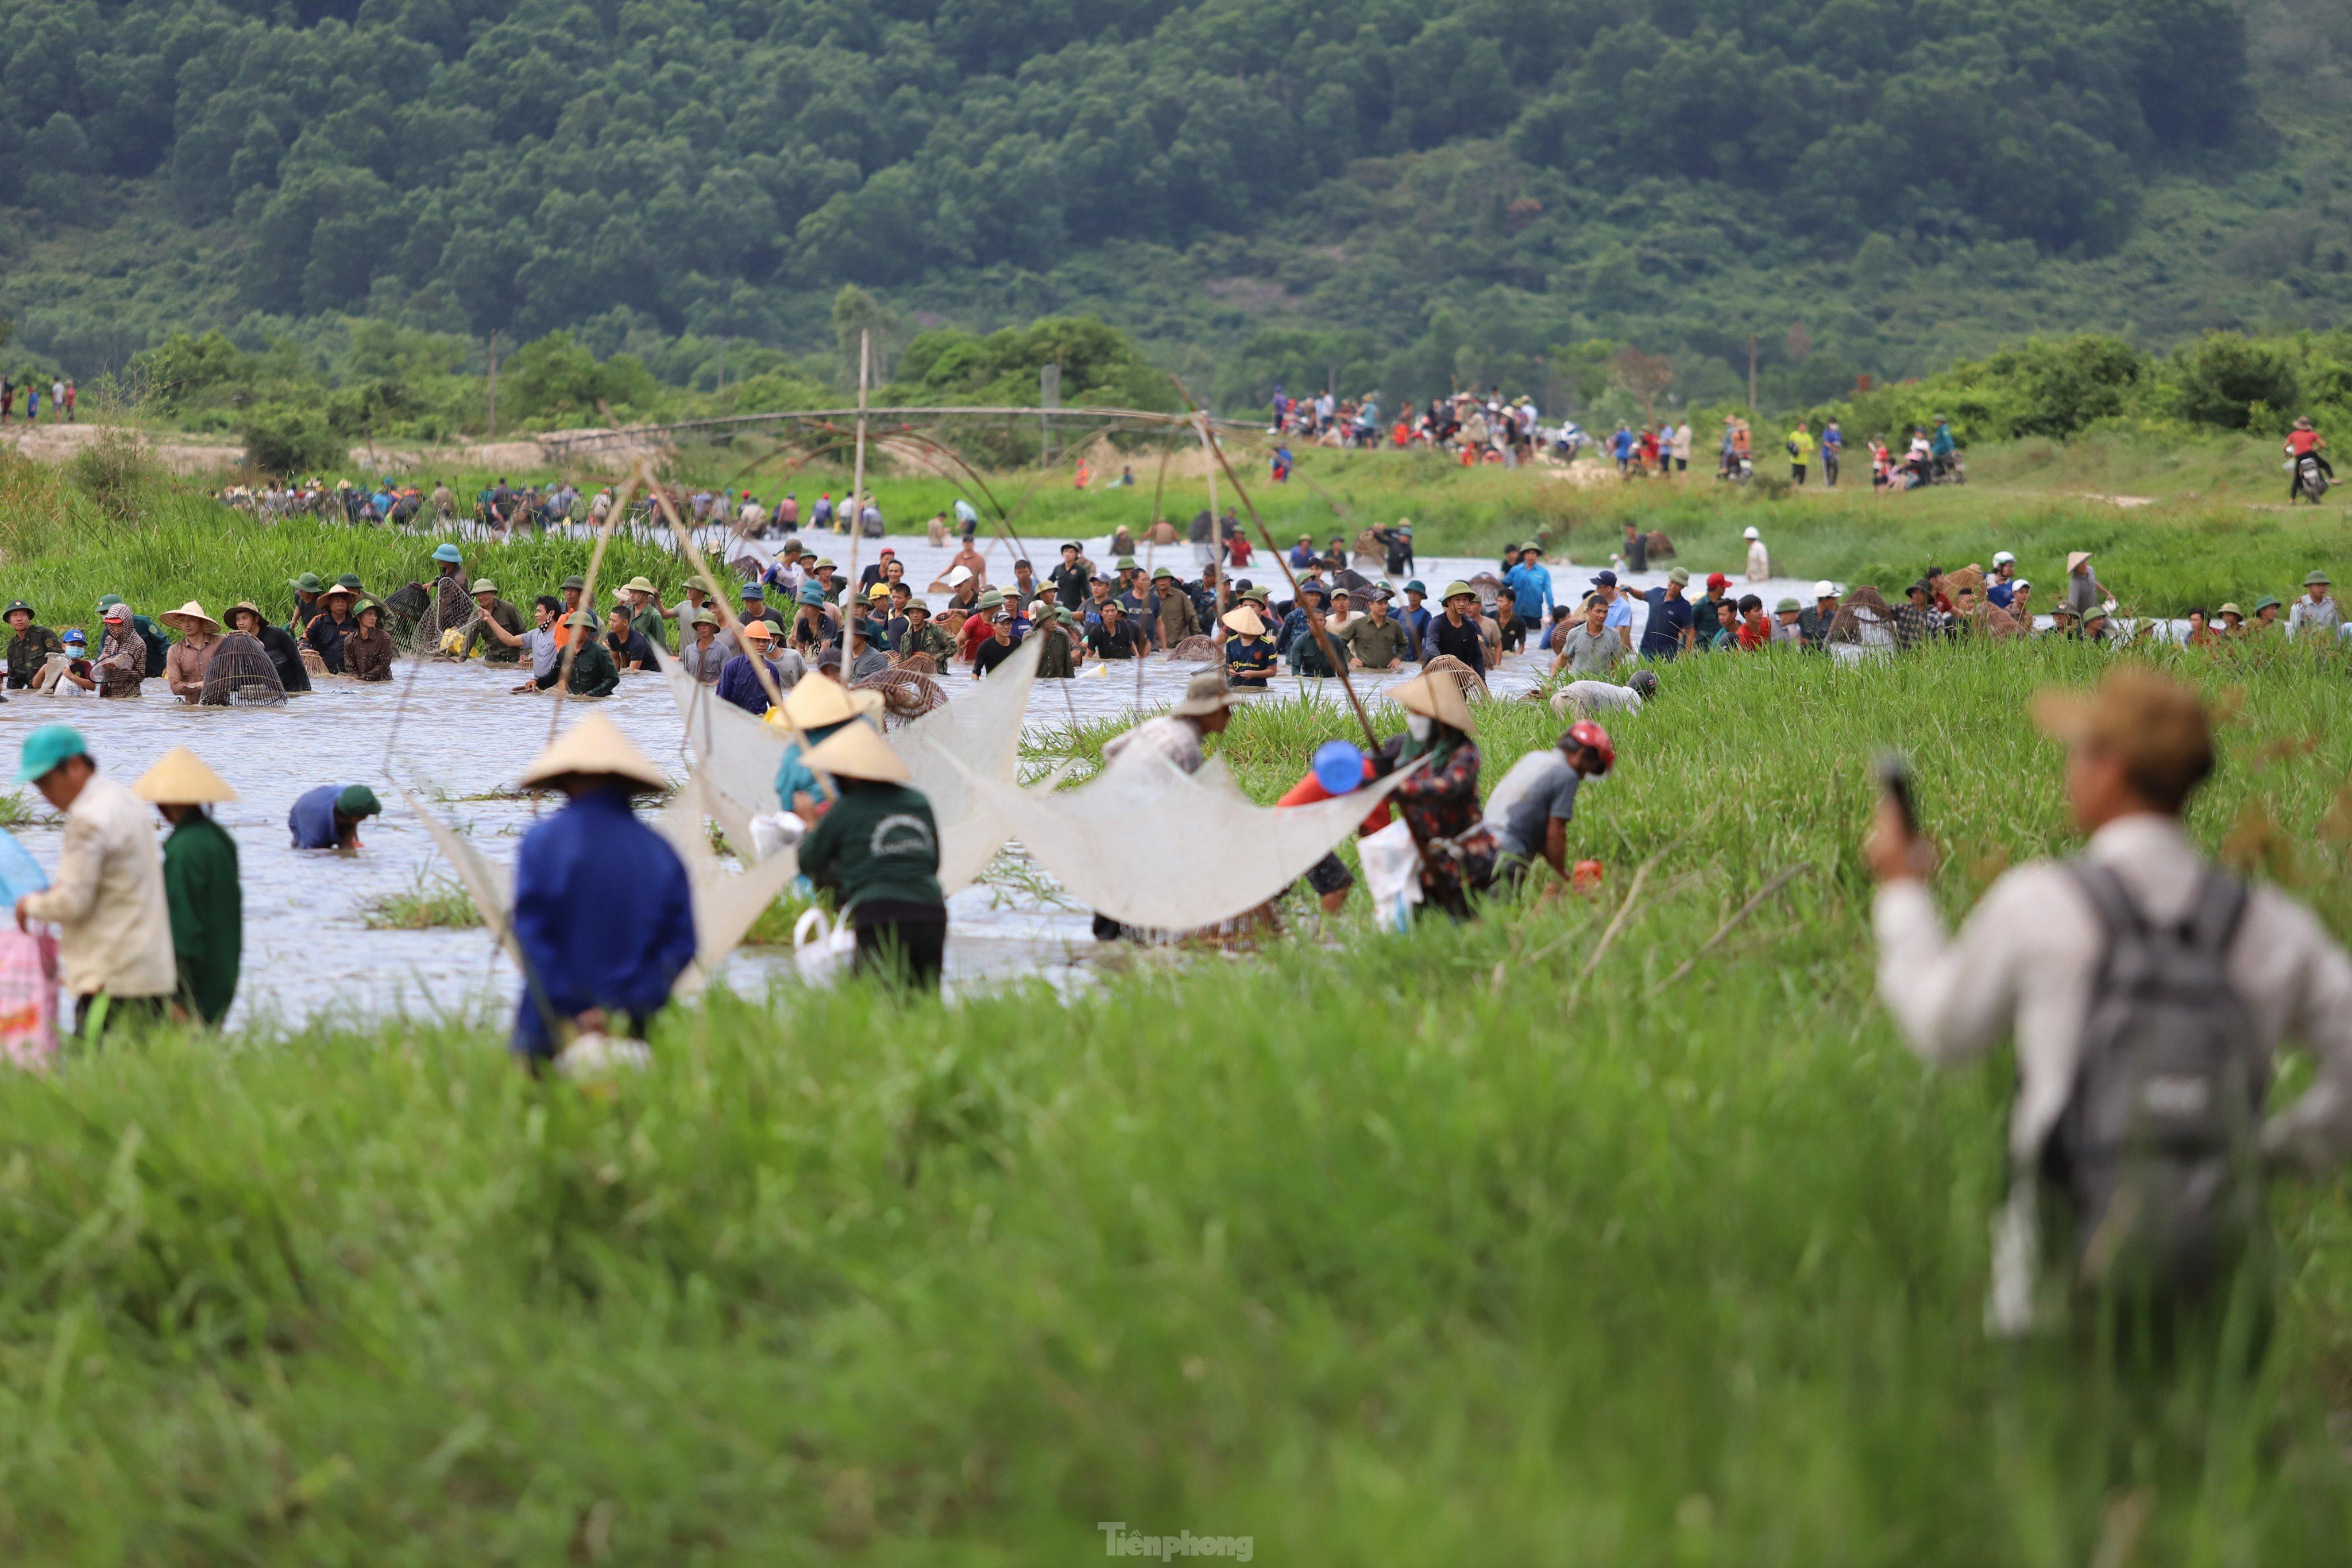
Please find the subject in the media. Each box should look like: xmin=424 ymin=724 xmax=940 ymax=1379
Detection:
xmin=1867 ymin=668 xmax=2352 ymax=1347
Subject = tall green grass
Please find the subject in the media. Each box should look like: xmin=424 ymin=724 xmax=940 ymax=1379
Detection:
xmin=3 ymin=642 xmax=2351 ymax=1559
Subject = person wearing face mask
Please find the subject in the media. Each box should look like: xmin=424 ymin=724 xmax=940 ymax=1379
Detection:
xmin=1373 ymin=670 xmax=1494 ymax=919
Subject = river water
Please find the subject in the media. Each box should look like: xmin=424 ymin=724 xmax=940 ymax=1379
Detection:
xmin=3 ymin=526 xmax=1830 ymax=1032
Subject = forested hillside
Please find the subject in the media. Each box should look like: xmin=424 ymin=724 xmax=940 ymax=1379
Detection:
xmin=2 ymin=0 xmax=2349 ymax=412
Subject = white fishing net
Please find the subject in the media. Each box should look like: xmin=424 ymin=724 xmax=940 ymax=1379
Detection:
xmin=955 ymin=748 xmax=1415 ymax=930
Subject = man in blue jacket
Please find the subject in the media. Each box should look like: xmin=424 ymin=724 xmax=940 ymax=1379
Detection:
xmin=1503 ymin=543 xmax=1554 ymax=638
xmin=509 ymin=715 xmax=694 ymax=1065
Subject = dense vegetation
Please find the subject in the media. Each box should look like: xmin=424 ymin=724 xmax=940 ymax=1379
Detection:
xmin=5 ymin=0 xmax=2350 ymax=407
xmin=6 ymin=639 xmax=2352 ymax=1558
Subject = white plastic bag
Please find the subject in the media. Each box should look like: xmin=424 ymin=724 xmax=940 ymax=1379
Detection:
xmin=554 ymin=1032 xmax=652 ymax=1078
xmin=749 ymin=810 xmax=808 ymax=862
xmin=793 ymin=905 xmax=858 ymax=987
xmin=1356 ymin=820 xmax=1424 ymax=934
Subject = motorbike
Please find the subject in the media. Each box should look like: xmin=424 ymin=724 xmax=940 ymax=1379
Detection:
xmin=1929 ymin=451 xmax=1967 ymax=485
xmin=2295 ymin=452 xmax=2331 ymax=504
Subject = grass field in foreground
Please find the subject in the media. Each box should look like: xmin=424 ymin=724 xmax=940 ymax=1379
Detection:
xmin=5 ymin=642 xmax=2352 ymax=1562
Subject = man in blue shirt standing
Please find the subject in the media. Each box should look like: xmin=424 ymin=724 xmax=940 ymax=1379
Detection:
xmin=1821 ymin=419 xmax=1844 ymax=487
xmin=1640 ymin=567 xmax=1695 ymax=658
xmin=1397 ymin=580 xmax=1432 ymax=654
xmin=1503 ymin=543 xmax=1553 ymax=639
xmin=508 ymin=714 xmax=695 ymax=1067
xmin=1590 ymin=570 xmax=1635 ymax=651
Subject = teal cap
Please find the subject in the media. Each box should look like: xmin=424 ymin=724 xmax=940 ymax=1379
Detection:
xmin=431 ymin=542 xmax=464 ymax=564
xmin=18 ymin=725 xmax=87 ymax=785
xmin=96 ymin=594 xmax=123 ymax=612
xmin=335 ymin=785 xmax=382 ymax=818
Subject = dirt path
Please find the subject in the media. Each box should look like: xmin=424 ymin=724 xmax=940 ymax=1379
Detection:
xmin=0 ymin=420 xmax=673 ymax=477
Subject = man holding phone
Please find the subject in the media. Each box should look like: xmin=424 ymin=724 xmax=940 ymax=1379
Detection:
xmin=1866 ymin=668 xmax=2352 ymax=1343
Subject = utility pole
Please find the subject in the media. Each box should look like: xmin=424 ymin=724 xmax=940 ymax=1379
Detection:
xmin=486 ymin=329 xmax=499 ymax=439
xmin=1747 ymin=334 xmax=1758 ymax=412
xmin=839 ymin=329 xmax=872 ymax=668
xmin=1039 ymin=361 xmax=1060 ymax=468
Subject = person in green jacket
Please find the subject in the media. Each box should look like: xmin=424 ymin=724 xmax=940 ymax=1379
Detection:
xmin=796 ymin=722 xmax=947 ymax=991
xmin=131 ymin=746 xmax=242 ymax=1026
xmin=533 ymin=612 xmax=620 ymax=697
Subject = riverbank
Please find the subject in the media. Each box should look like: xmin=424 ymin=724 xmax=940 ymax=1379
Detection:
xmin=4 ymin=643 xmax=2352 ymax=1559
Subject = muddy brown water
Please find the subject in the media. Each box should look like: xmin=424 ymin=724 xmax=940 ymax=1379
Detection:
xmin=2 ymin=530 xmax=1825 ymax=1030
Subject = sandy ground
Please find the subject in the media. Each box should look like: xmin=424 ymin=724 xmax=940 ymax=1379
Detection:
xmin=0 ymin=420 xmax=672 ymax=477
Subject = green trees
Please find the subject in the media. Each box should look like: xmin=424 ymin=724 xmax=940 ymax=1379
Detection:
xmin=0 ymin=0 xmax=2255 ymax=342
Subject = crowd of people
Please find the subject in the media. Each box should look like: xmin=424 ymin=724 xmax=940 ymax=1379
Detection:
xmin=0 ymin=374 xmax=76 ymax=424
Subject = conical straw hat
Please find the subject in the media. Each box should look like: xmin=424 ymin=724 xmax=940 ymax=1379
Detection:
xmin=1388 ymin=670 xmax=1476 ymax=736
xmin=159 ymin=600 xmax=221 ymax=635
xmin=1219 ymin=605 xmax=1265 ymax=636
xmin=132 ymin=746 xmax=238 ymax=805
xmin=518 ymin=713 xmax=669 ymax=792
xmin=782 ymin=676 xmax=859 ymax=730
xmin=800 ymin=720 xmax=909 ymax=783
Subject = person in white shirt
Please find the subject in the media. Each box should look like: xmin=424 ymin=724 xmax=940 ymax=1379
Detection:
xmin=13 ymin=726 xmax=177 ymax=1037
xmin=1671 ymin=420 xmax=1693 ymax=473
xmin=1869 ymin=667 xmax=2352 ymax=1338
xmin=1743 ymin=526 xmax=1770 ymax=582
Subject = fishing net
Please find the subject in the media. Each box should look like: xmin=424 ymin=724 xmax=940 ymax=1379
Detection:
xmin=1168 ymin=635 xmax=1222 ymax=662
xmin=1828 ymin=585 xmax=1895 ymax=646
xmin=197 ymin=632 xmax=288 ymax=706
xmin=1943 ymin=564 xmax=1986 ymax=600
xmin=850 ymin=668 xmax=949 ymax=728
xmin=382 ymin=582 xmax=431 ymax=640
xmin=405 ymin=577 xmax=478 ymax=655
xmin=1420 ymin=653 xmax=1492 ymax=701
xmin=891 ymin=652 xmax=940 ymax=676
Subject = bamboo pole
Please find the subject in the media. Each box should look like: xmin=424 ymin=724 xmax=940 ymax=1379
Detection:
xmin=838 ymin=329 xmax=871 ymax=671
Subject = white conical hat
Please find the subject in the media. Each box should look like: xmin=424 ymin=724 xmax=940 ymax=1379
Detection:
xmin=781 ymin=676 xmax=859 ymax=730
xmin=801 ymin=720 xmax=909 ymax=783
xmin=1387 ymin=669 xmax=1476 ymax=735
xmin=519 ymin=713 xmax=669 ymax=792
xmin=132 ymin=746 xmax=237 ymax=804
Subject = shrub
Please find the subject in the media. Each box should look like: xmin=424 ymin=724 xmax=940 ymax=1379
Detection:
xmin=241 ymin=402 xmax=344 ymax=476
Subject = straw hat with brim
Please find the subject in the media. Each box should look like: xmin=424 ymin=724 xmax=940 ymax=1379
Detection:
xmin=225 ymin=601 xmax=266 ymax=628
xmin=782 ymin=676 xmax=861 ymax=730
xmin=2033 ymin=669 xmax=2213 ymax=804
xmin=160 ymin=601 xmax=221 ymax=635
xmin=323 ymin=585 xmax=358 ymax=603
xmin=133 ymin=747 xmax=238 ymax=805
xmin=623 ymin=576 xmax=656 ymax=594
xmin=472 ymin=579 xmax=499 ymax=596
xmin=1171 ymin=673 xmax=1233 ymax=717
xmin=801 ymin=721 xmax=909 ymax=784
xmin=1389 ymin=671 xmax=1476 ymax=735
xmin=2067 ymin=552 xmax=2093 ymax=573
xmin=2218 ymin=603 xmax=2244 ymax=618
xmin=520 ymin=713 xmax=670 ymax=793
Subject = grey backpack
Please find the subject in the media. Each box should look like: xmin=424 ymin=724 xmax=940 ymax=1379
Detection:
xmin=2042 ymin=863 xmax=2264 ymax=1297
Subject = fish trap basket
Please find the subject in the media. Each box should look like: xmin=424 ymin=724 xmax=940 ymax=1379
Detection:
xmin=1167 ymin=635 xmax=1222 ymax=662
xmin=1419 ymin=653 xmax=1491 ymax=701
xmin=891 ymin=652 xmax=940 ymax=676
xmin=851 ymin=668 xmax=949 ymax=728
xmin=403 ymin=578 xmax=478 ymax=655
xmin=1828 ymin=585 xmax=1894 ymax=646
xmin=198 ymin=632 xmax=288 ymax=706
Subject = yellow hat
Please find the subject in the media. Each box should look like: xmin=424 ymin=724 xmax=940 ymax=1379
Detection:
xmin=518 ymin=713 xmax=669 ymax=793
xmin=1387 ymin=669 xmax=1477 ymax=735
xmin=800 ymin=720 xmax=909 ymax=783
xmin=132 ymin=747 xmax=237 ymax=805
xmin=781 ymin=675 xmax=859 ymax=729
xmin=159 ymin=601 xmax=221 ymax=635
xmin=1219 ymin=605 xmax=1266 ymax=636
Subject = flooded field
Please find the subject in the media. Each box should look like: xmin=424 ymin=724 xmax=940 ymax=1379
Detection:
xmin=0 ymin=526 xmax=1825 ymax=1029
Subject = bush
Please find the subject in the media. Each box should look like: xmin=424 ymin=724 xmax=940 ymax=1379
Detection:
xmin=65 ymin=427 xmax=158 ymax=520
xmin=241 ymin=402 xmax=344 ymax=476
xmin=2170 ymin=333 xmax=2302 ymax=430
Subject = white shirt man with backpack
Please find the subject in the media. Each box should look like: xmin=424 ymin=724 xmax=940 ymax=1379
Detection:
xmin=1866 ymin=667 xmax=2352 ymax=1341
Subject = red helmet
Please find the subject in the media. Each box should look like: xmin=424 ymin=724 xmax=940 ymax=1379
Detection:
xmin=1566 ymin=720 xmax=1615 ymax=774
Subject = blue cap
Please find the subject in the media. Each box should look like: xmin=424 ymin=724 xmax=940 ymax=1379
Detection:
xmin=1312 ymin=740 xmax=1365 ymax=797
xmin=17 ymin=725 xmax=87 ymax=785
xmin=740 ymin=582 xmax=765 ymax=598
xmin=1590 ymin=570 xmax=1618 ymax=587
xmin=431 ymin=542 xmax=464 ymax=563
xmin=797 ymin=585 xmax=827 ymax=607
